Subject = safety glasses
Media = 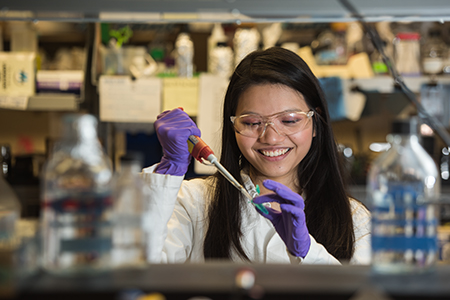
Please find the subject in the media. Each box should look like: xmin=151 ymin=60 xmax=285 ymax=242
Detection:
xmin=230 ymin=110 xmax=314 ymax=138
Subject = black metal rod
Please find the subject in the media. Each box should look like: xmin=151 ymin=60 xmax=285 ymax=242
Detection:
xmin=338 ymin=0 xmax=450 ymax=147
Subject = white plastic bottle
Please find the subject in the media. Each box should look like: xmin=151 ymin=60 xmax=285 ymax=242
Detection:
xmin=209 ymin=42 xmax=234 ymax=79
xmin=40 ymin=114 xmax=113 ymax=275
xmin=175 ymin=32 xmax=194 ymax=78
xmin=367 ymin=117 xmax=440 ymax=274
xmin=111 ymin=152 xmax=150 ymax=269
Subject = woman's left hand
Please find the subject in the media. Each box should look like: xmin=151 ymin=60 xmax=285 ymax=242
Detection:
xmin=252 ymin=180 xmax=311 ymax=258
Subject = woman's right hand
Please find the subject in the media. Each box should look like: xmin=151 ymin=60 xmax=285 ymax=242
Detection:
xmin=154 ymin=108 xmax=201 ymax=176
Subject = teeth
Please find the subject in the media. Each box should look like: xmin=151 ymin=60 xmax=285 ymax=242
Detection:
xmin=261 ymin=148 xmax=290 ymax=157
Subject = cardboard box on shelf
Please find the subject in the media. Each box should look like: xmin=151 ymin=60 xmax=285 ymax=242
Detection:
xmin=0 ymin=52 xmax=36 ymax=97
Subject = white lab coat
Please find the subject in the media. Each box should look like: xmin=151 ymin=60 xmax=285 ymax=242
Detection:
xmin=142 ymin=164 xmax=371 ymax=265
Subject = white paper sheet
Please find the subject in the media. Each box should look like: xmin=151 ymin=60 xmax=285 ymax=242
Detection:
xmin=99 ymin=75 xmax=161 ymax=123
xmin=162 ymin=77 xmax=199 ymax=115
xmin=194 ymin=74 xmax=229 ymax=174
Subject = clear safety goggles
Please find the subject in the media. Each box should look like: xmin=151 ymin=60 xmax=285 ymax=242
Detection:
xmin=230 ymin=110 xmax=314 ymax=138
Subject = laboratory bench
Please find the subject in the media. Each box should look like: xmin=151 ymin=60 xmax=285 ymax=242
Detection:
xmin=9 ymin=262 xmax=450 ymax=300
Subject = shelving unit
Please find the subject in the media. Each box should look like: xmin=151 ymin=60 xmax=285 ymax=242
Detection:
xmin=26 ymin=94 xmax=80 ymax=111
xmin=350 ymin=75 xmax=450 ymax=93
xmin=1 ymin=2 xmax=450 ymax=300
xmin=1 ymin=0 xmax=450 ymax=23
xmin=0 ymin=94 xmax=80 ymax=111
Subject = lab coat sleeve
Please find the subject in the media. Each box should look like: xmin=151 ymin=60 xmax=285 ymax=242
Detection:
xmin=349 ymin=201 xmax=372 ymax=265
xmin=141 ymin=164 xmax=184 ymax=263
xmin=289 ymin=200 xmax=371 ymax=265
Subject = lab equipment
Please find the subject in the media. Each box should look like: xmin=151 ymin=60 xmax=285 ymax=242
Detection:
xmin=40 ymin=114 xmax=113 ymax=275
xmin=111 ymin=152 xmax=150 ymax=268
xmin=367 ymin=117 xmax=440 ymax=274
xmin=175 ymin=32 xmax=194 ymax=78
xmin=422 ymin=28 xmax=447 ymax=75
xmin=230 ymin=110 xmax=315 ymax=138
xmin=187 ymin=135 xmax=268 ymax=214
xmin=394 ymin=32 xmax=421 ymax=76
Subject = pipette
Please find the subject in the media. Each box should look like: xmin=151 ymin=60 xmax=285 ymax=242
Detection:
xmin=187 ymin=135 xmax=268 ymax=214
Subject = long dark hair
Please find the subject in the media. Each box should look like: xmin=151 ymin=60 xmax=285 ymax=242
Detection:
xmin=203 ymin=47 xmax=354 ymax=262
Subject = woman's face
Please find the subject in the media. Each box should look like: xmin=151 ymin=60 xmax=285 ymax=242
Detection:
xmin=234 ymin=83 xmax=314 ymax=189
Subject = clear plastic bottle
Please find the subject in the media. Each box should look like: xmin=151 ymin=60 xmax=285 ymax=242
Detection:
xmin=209 ymin=42 xmax=234 ymax=79
xmin=367 ymin=117 xmax=440 ymax=274
xmin=40 ymin=114 xmax=113 ymax=275
xmin=175 ymin=32 xmax=194 ymax=78
xmin=111 ymin=152 xmax=150 ymax=269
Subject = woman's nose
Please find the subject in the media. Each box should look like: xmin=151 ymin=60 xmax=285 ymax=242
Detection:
xmin=258 ymin=123 xmax=285 ymax=142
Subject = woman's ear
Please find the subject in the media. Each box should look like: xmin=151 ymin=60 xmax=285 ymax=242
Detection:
xmin=315 ymin=106 xmax=322 ymax=115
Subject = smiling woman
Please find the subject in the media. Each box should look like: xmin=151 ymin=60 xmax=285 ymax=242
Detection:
xmin=144 ymin=46 xmax=371 ymax=265
xmin=233 ymin=83 xmax=314 ymax=194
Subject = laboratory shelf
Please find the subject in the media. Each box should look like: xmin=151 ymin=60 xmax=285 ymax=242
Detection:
xmin=12 ymin=262 xmax=450 ymax=300
xmin=0 ymin=93 xmax=80 ymax=111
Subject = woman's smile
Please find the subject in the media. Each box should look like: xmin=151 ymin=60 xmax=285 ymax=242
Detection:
xmin=258 ymin=147 xmax=292 ymax=159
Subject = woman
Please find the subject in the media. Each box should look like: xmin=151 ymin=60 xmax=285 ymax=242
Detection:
xmin=143 ymin=47 xmax=370 ymax=264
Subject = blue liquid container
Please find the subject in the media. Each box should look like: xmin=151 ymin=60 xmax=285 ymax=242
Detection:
xmin=367 ymin=117 xmax=440 ymax=274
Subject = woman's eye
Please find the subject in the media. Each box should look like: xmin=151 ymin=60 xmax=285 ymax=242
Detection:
xmin=241 ymin=117 xmax=261 ymax=126
xmin=281 ymin=118 xmax=302 ymax=124
xmin=243 ymin=121 xmax=261 ymax=126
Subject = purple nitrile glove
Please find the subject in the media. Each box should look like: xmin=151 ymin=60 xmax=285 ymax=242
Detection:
xmin=252 ymin=180 xmax=311 ymax=258
xmin=154 ymin=108 xmax=201 ymax=176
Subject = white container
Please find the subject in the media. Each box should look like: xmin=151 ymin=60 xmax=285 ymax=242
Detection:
xmin=394 ymin=32 xmax=421 ymax=76
xmin=175 ymin=33 xmax=194 ymax=78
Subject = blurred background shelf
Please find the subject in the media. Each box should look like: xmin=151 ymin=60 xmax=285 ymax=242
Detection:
xmin=1 ymin=0 xmax=450 ymax=23
xmin=26 ymin=93 xmax=80 ymax=111
xmin=0 ymin=94 xmax=80 ymax=111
